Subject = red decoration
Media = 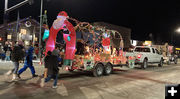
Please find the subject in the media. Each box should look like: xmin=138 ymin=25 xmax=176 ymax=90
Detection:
xmin=102 ymin=38 xmax=110 ymax=46
xmin=45 ymin=11 xmax=76 ymax=60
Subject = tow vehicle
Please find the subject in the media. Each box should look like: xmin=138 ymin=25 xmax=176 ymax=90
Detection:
xmin=133 ymin=46 xmax=163 ymax=69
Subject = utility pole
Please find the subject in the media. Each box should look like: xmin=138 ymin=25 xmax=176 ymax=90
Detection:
xmin=38 ymin=0 xmax=43 ymax=59
xmin=3 ymin=0 xmax=8 ymax=42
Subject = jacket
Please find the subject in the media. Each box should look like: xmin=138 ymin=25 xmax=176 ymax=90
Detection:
xmin=11 ymin=45 xmax=24 ymax=62
xmin=25 ymin=46 xmax=34 ymax=64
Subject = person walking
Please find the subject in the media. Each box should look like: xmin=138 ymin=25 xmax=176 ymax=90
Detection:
xmin=17 ymin=46 xmax=38 ymax=78
xmin=40 ymin=50 xmax=59 ymax=88
xmin=8 ymin=44 xmax=24 ymax=81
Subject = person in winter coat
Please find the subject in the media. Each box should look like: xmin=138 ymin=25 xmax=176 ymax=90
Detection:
xmin=40 ymin=50 xmax=59 ymax=88
xmin=7 ymin=44 xmax=24 ymax=81
xmin=17 ymin=46 xmax=38 ymax=78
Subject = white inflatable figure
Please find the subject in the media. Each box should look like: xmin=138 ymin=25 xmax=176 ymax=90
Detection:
xmin=53 ymin=16 xmax=67 ymax=30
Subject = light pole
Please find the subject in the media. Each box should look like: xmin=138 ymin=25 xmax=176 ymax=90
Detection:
xmin=38 ymin=0 xmax=43 ymax=59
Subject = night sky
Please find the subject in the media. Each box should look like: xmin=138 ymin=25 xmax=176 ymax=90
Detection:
xmin=1 ymin=0 xmax=180 ymax=46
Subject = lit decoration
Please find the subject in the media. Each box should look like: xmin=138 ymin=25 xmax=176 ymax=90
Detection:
xmin=46 ymin=11 xmax=76 ymax=64
xmin=43 ymin=11 xmax=135 ymax=70
xmin=42 ymin=10 xmax=50 ymax=41
xmin=143 ymin=41 xmax=152 ymax=46
xmin=102 ymin=32 xmax=111 ymax=53
xmin=67 ymin=36 xmax=71 ymax=41
xmin=85 ymin=46 xmax=90 ymax=52
xmin=42 ymin=29 xmax=49 ymax=41
xmin=25 ymin=21 xmax=31 ymax=27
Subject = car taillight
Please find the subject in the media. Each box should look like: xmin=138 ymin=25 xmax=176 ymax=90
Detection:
xmin=137 ymin=54 xmax=141 ymax=58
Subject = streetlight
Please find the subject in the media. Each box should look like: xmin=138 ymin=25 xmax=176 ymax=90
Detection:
xmin=176 ymin=28 xmax=180 ymax=33
xmin=171 ymin=28 xmax=180 ymax=45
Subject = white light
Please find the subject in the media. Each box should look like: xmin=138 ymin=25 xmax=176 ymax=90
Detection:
xmin=25 ymin=41 xmax=29 ymax=45
xmin=176 ymin=28 xmax=180 ymax=33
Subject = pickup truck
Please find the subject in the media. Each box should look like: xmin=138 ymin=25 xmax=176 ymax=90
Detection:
xmin=133 ymin=46 xmax=163 ymax=69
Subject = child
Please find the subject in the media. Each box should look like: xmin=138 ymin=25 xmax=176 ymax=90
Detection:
xmin=5 ymin=49 xmax=11 ymax=61
xmin=40 ymin=50 xmax=59 ymax=88
xmin=17 ymin=46 xmax=38 ymax=78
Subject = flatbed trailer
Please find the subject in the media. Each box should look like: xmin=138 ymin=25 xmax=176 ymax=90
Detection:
xmin=44 ymin=11 xmax=135 ymax=77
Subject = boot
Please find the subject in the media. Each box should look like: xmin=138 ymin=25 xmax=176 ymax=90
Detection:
xmin=17 ymin=74 xmax=21 ymax=79
xmin=32 ymin=74 xmax=38 ymax=78
xmin=11 ymin=74 xmax=17 ymax=81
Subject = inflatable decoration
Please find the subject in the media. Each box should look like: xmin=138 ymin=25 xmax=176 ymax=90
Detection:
xmin=42 ymin=10 xmax=50 ymax=41
xmin=43 ymin=29 xmax=49 ymax=41
xmin=67 ymin=36 xmax=71 ymax=41
xmin=102 ymin=32 xmax=110 ymax=53
xmin=45 ymin=11 xmax=76 ymax=61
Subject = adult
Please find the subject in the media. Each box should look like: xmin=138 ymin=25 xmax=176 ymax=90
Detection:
xmin=9 ymin=44 xmax=24 ymax=81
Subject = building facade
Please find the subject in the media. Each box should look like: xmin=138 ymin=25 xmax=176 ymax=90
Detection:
xmin=0 ymin=17 xmax=41 ymax=46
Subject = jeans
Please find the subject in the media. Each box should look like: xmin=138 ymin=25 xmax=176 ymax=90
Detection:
xmin=45 ymin=74 xmax=58 ymax=86
xmin=5 ymin=56 xmax=10 ymax=61
xmin=18 ymin=61 xmax=35 ymax=75
xmin=13 ymin=62 xmax=19 ymax=74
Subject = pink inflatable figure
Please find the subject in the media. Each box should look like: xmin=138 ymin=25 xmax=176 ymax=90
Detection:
xmin=45 ymin=11 xmax=76 ymax=61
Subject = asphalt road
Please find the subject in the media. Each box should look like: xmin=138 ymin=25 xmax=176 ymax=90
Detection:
xmin=0 ymin=61 xmax=180 ymax=99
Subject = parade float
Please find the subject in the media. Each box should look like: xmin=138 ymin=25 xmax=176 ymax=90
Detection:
xmin=153 ymin=43 xmax=178 ymax=65
xmin=43 ymin=11 xmax=135 ymax=77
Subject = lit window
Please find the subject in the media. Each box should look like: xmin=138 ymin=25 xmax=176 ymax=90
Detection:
xmin=20 ymin=29 xmax=27 ymax=35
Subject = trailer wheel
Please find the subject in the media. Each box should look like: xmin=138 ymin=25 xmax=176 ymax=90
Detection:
xmin=174 ymin=58 xmax=178 ymax=64
xmin=93 ymin=63 xmax=104 ymax=77
xmin=141 ymin=59 xmax=148 ymax=69
xmin=104 ymin=63 xmax=113 ymax=75
xmin=158 ymin=58 xmax=163 ymax=67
